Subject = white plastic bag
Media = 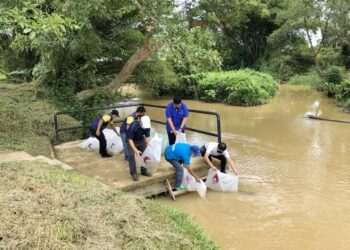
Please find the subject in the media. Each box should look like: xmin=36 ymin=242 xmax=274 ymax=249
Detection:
xmin=196 ymin=180 xmax=207 ymax=199
xmin=205 ymin=169 xmax=239 ymax=192
xmin=80 ymin=137 xmax=99 ymax=149
xmin=181 ymin=168 xmax=197 ymax=191
xmin=135 ymin=134 xmax=163 ymax=169
xmin=103 ymin=128 xmax=123 ymax=155
xmin=79 ymin=128 xmax=123 ymax=155
xmin=175 ymin=132 xmax=187 ymax=144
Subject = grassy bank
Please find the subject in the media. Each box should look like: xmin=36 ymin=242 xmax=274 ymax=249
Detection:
xmin=0 ymin=82 xmax=217 ymax=249
xmin=0 ymin=83 xmax=79 ymax=157
xmin=0 ymin=161 xmax=217 ymax=249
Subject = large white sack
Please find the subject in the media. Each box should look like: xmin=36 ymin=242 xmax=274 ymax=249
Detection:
xmin=80 ymin=137 xmax=99 ymax=149
xmin=205 ymin=169 xmax=239 ymax=192
xmin=103 ymin=128 xmax=123 ymax=155
xmin=80 ymin=128 xmax=123 ymax=155
xmin=181 ymin=168 xmax=197 ymax=191
xmin=150 ymin=130 xmax=168 ymax=153
xmin=175 ymin=132 xmax=187 ymax=144
xmin=135 ymin=134 xmax=163 ymax=169
xmin=196 ymin=180 xmax=207 ymax=199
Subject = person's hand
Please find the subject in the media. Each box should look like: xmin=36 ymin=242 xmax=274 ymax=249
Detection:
xmin=211 ymin=165 xmax=218 ymax=171
xmin=135 ymin=150 xmax=142 ymax=156
xmin=96 ymin=130 xmax=101 ymax=136
xmin=195 ymin=177 xmax=201 ymax=182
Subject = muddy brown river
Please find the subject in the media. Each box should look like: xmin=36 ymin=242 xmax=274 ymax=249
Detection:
xmin=143 ymin=85 xmax=350 ymax=250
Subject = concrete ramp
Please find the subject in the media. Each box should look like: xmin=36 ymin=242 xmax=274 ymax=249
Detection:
xmin=54 ymin=141 xmax=209 ymax=197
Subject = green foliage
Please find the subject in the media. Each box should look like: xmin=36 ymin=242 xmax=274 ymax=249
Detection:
xmin=288 ymin=70 xmax=322 ymax=86
xmin=134 ymin=57 xmax=181 ymax=97
xmin=324 ymin=66 xmax=343 ymax=84
xmin=198 ymin=70 xmax=278 ymax=106
xmin=335 ymin=79 xmax=350 ymax=107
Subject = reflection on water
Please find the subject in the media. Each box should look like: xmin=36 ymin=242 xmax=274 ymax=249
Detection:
xmin=144 ymin=85 xmax=350 ymax=250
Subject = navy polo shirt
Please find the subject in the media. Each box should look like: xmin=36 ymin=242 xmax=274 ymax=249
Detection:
xmin=165 ymin=102 xmax=189 ymax=133
xmin=126 ymin=120 xmax=150 ymax=142
xmin=120 ymin=112 xmax=138 ymax=133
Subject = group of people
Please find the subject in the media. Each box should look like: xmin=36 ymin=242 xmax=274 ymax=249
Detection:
xmin=89 ymin=96 xmax=238 ymax=190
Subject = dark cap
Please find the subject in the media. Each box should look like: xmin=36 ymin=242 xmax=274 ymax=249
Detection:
xmin=110 ymin=109 xmax=120 ymax=117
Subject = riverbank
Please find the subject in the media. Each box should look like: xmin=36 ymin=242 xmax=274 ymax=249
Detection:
xmin=0 ymin=82 xmax=217 ymax=249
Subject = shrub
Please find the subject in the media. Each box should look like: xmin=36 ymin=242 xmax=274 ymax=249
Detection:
xmin=198 ymin=70 xmax=278 ymax=106
xmin=133 ymin=58 xmax=181 ymax=97
xmin=324 ymin=66 xmax=343 ymax=84
xmin=288 ymin=70 xmax=321 ymax=86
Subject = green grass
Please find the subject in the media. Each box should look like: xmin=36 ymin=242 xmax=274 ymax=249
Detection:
xmin=288 ymin=70 xmax=321 ymax=86
xmin=0 ymin=161 xmax=217 ymax=249
xmin=0 ymin=82 xmax=80 ymax=156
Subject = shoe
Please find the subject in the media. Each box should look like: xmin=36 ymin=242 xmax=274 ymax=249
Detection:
xmin=102 ymin=154 xmax=112 ymax=158
xmin=131 ymin=173 xmax=139 ymax=181
xmin=141 ymin=171 xmax=153 ymax=177
xmin=176 ymin=185 xmax=188 ymax=191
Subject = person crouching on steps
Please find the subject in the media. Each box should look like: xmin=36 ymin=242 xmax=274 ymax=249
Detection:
xmin=126 ymin=115 xmax=153 ymax=181
xmin=89 ymin=109 xmax=120 ymax=158
xmin=165 ymin=143 xmax=202 ymax=191
xmin=200 ymin=142 xmax=238 ymax=175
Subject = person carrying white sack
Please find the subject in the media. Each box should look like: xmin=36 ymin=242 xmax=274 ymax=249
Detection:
xmin=165 ymin=143 xmax=202 ymax=191
xmin=200 ymin=142 xmax=238 ymax=175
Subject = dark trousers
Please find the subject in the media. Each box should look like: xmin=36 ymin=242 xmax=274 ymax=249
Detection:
xmin=167 ymin=132 xmax=176 ymax=145
xmin=90 ymin=128 xmax=108 ymax=157
xmin=200 ymin=146 xmax=227 ymax=173
xmin=126 ymin=139 xmax=148 ymax=175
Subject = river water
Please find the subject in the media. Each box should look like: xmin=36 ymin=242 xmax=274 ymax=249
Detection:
xmin=143 ymin=85 xmax=350 ymax=250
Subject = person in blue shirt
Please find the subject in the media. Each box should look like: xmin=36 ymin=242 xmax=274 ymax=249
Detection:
xmin=165 ymin=96 xmax=189 ymax=145
xmin=165 ymin=143 xmax=202 ymax=191
xmin=126 ymin=115 xmax=152 ymax=181
xmin=90 ymin=109 xmax=120 ymax=158
xmin=120 ymin=106 xmax=146 ymax=161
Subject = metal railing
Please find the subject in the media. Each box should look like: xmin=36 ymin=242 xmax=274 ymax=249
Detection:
xmin=53 ymin=103 xmax=221 ymax=144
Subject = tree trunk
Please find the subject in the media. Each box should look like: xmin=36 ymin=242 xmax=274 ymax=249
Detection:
xmin=76 ymin=35 xmax=154 ymax=100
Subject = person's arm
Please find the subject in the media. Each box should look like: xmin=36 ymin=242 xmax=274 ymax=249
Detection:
xmin=110 ymin=123 xmax=120 ymax=136
xmin=204 ymin=153 xmax=218 ymax=171
xmin=184 ymin=164 xmax=201 ymax=182
xmin=166 ymin=106 xmax=178 ymax=134
xmin=180 ymin=117 xmax=188 ymax=132
xmin=180 ymin=105 xmax=189 ymax=132
xmin=227 ymin=158 xmax=238 ymax=175
xmin=128 ymin=139 xmax=142 ymax=156
xmin=96 ymin=119 xmax=104 ymax=136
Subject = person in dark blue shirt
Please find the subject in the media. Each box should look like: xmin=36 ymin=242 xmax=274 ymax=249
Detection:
xmin=165 ymin=96 xmax=189 ymax=145
xmin=165 ymin=143 xmax=201 ymax=191
xmin=90 ymin=109 xmax=120 ymax=158
xmin=126 ymin=115 xmax=152 ymax=181
xmin=120 ymin=106 xmax=146 ymax=161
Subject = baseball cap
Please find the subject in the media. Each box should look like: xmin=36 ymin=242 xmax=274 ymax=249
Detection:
xmin=110 ymin=109 xmax=120 ymax=117
xmin=140 ymin=115 xmax=151 ymax=129
xmin=190 ymin=145 xmax=201 ymax=157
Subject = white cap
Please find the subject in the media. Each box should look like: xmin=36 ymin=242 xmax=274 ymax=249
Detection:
xmin=140 ymin=115 xmax=151 ymax=129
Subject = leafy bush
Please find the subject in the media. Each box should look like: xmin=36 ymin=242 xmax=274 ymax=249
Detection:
xmin=198 ymin=70 xmax=278 ymax=106
xmin=335 ymin=79 xmax=350 ymax=106
xmin=324 ymin=66 xmax=343 ymax=84
xmin=134 ymin=58 xmax=181 ymax=97
xmin=288 ymin=70 xmax=321 ymax=86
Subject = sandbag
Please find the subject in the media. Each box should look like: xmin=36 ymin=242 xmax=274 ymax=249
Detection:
xmin=80 ymin=128 xmax=123 ymax=155
xmin=135 ymin=134 xmax=163 ymax=170
xmin=181 ymin=168 xmax=197 ymax=191
xmin=175 ymin=132 xmax=187 ymax=144
xmin=205 ymin=169 xmax=239 ymax=192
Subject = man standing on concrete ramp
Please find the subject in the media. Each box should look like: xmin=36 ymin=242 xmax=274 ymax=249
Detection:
xmin=126 ymin=115 xmax=153 ymax=181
